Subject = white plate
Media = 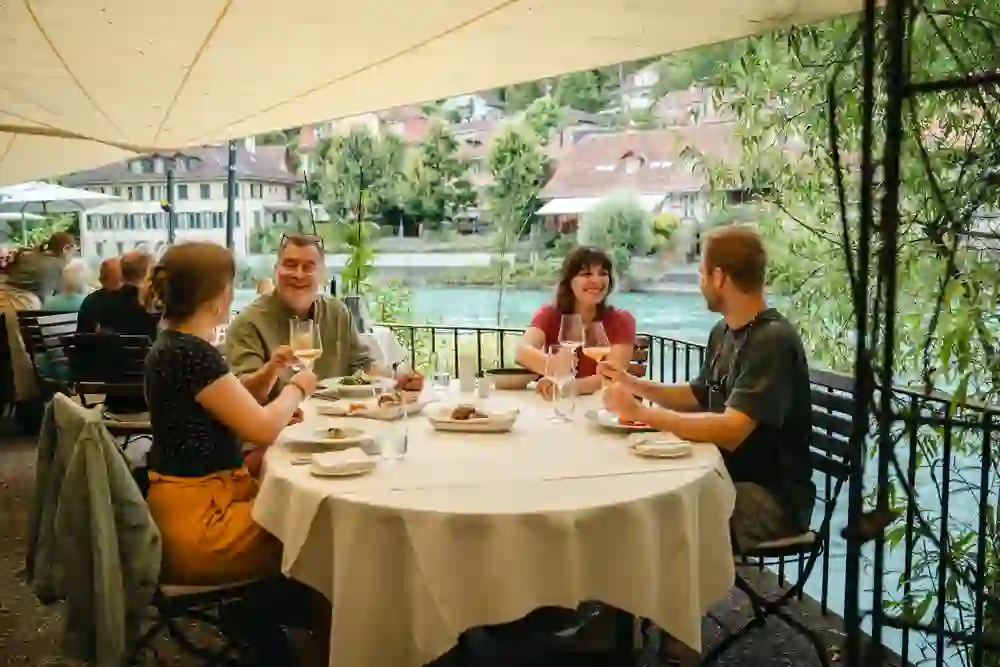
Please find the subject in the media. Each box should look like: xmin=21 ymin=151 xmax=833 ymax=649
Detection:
xmin=303 ymin=426 xmax=366 ymax=447
xmin=315 ymin=394 xmax=431 ymax=419
xmin=585 ymin=409 xmax=657 ymax=432
xmin=626 ymin=432 xmax=685 ymax=449
xmin=309 ymin=459 xmax=376 ymax=477
xmin=633 ymin=443 xmax=693 ymax=459
xmin=428 ymin=406 xmax=517 ymax=433
xmin=322 ymin=376 xmax=395 ymax=398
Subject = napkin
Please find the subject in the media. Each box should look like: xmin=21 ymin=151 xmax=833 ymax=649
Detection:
xmin=626 ymin=431 xmax=685 ymax=448
xmin=311 ymin=448 xmax=372 ymax=473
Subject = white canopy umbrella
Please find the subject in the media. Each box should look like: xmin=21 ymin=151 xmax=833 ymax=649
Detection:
xmin=0 ymin=181 xmax=119 ymax=214
xmin=0 ymin=0 xmax=862 ymax=186
xmin=0 ymin=180 xmax=120 ymax=243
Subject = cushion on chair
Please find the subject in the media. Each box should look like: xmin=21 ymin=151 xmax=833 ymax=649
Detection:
xmin=745 ymin=531 xmax=818 ymax=556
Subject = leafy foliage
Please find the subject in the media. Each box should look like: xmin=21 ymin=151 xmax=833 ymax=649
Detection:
xmin=577 ymin=194 xmax=654 ymax=277
xmin=523 ymin=96 xmax=563 ymax=143
xmin=401 ymin=121 xmax=476 ymax=230
xmin=553 ymin=69 xmax=615 ymax=113
xmin=486 ymin=122 xmax=548 ymax=240
xmin=698 ymin=5 xmax=1000 ymax=663
xmin=312 ymin=127 xmax=405 ymax=225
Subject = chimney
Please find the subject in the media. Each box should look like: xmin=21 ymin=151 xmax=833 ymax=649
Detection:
xmin=244 ymin=136 xmax=256 ymax=154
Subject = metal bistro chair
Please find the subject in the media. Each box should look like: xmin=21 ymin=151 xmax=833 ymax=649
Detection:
xmin=700 ymin=369 xmax=855 ymax=667
xmin=67 ymin=332 xmax=153 ymax=446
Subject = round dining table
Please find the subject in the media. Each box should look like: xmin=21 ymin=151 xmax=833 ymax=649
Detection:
xmin=252 ymin=384 xmax=737 ymax=667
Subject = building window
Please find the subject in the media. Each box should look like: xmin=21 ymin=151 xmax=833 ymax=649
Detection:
xmin=224 ymin=182 xmax=241 ymax=198
xmin=116 ymin=242 xmax=125 ymax=255
xmin=149 ymin=185 xmax=160 ymax=200
xmin=135 ymin=186 xmax=145 ymax=201
xmin=177 ymin=184 xmax=188 ymax=199
xmin=112 ymin=186 xmax=122 ymax=196
xmin=236 ymin=211 xmax=241 ymax=228
xmin=286 ymin=186 xmax=293 ymax=201
xmin=254 ymin=211 xmax=262 ymax=226
xmin=200 ymin=184 xmax=211 ymax=199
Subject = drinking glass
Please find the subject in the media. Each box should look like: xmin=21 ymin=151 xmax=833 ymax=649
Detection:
xmin=289 ymin=319 xmax=322 ymax=371
xmin=558 ymin=314 xmax=585 ymax=351
xmin=543 ymin=344 xmax=576 ymax=423
xmin=379 ymin=404 xmax=408 ymax=461
xmin=428 ymin=350 xmax=452 ymax=392
xmin=582 ymin=322 xmax=611 ymax=387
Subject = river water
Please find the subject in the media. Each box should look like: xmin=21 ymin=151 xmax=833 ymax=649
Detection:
xmin=233 ymin=285 xmax=979 ymax=661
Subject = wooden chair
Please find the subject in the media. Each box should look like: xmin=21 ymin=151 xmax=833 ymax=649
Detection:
xmin=67 ymin=333 xmax=152 ymax=439
xmin=15 ymin=311 xmax=79 ymax=397
xmin=35 ymin=312 xmax=80 ymax=395
xmin=698 ymin=369 xmax=854 ymax=667
xmin=0 ymin=312 xmax=15 ymax=417
xmin=628 ymin=335 xmax=650 ymax=377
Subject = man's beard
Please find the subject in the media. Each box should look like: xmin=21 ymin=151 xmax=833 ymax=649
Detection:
xmin=702 ymin=291 xmax=722 ymax=313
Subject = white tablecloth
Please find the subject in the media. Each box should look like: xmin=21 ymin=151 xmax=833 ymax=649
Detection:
xmin=253 ymin=388 xmax=736 ymax=667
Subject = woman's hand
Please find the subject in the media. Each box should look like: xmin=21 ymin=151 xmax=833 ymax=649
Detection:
xmin=536 ymin=377 xmax=562 ymax=401
xmin=289 ymin=368 xmax=318 ymax=397
xmin=288 ymin=407 xmax=304 ymax=425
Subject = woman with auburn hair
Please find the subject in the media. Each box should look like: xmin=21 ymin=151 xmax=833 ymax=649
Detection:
xmin=515 ymin=246 xmax=636 ymax=397
xmin=0 ymin=231 xmax=77 ymax=404
xmin=144 ymin=241 xmax=317 ymax=584
xmin=144 ymin=242 xmax=329 ymax=662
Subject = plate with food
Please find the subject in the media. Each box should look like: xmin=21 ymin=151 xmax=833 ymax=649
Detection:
xmin=585 ymin=409 xmax=658 ymax=433
xmin=427 ymin=404 xmax=518 ymax=433
xmin=322 ymin=373 xmax=395 ymax=397
xmin=311 ymin=426 xmax=366 ymax=446
xmin=315 ymin=391 xmax=431 ymax=419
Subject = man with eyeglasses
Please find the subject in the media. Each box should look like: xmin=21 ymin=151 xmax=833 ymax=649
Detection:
xmin=599 ymin=224 xmax=815 ymax=551
xmin=225 ymin=233 xmax=420 ymax=399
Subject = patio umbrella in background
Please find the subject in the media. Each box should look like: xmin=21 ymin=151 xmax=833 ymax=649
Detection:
xmin=0 ymin=0 xmax=862 ymax=186
xmin=0 ymin=181 xmax=120 ymax=244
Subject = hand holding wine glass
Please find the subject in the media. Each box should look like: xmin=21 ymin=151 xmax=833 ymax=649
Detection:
xmin=583 ymin=322 xmax=612 ymax=387
xmin=289 ymin=319 xmax=322 ymax=371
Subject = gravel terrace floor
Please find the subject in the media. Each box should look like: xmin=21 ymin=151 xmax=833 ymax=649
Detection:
xmin=0 ymin=422 xmax=896 ymax=667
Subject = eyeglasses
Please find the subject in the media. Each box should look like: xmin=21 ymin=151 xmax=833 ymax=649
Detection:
xmin=705 ymin=313 xmax=765 ymax=411
xmin=279 ymin=232 xmax=325 ymax=250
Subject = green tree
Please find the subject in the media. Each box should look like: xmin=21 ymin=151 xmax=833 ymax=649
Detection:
xmin=523 ymin=95 xmax=563 ymax=143
xmin=696 ymin=6 xmax=1000 ymax=663
xmin=554 ymin=70 xmax=613 ymax=113
xmin=311 ymin=127 xmax=405 ymax=225
xmin=401 ymin=121 xmax=476 ymax=230
xmin=496 ymin=81 xmax=546 ymax=113
xmin=486 ymin=122 xmax=549 ymax=323
xmin=577 ymin=194 xmax=654 ymax=278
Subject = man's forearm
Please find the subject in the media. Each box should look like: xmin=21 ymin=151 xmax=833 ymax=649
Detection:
xmin=636 ymin=406 xmax=743 ymax=450
xmin=627 ymin=379 xmax=703 ymax=412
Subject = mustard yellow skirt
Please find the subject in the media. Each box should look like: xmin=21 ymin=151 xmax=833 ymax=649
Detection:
xmin=147 ymin=468 xmax=281 ymax=586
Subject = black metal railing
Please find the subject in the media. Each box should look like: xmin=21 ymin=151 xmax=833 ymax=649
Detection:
xmin=382 ymin=322 xmax=999 ymax=666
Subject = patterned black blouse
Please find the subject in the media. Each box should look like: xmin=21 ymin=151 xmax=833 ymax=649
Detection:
xmin=145 ymin=329 xmax=243 ymax=477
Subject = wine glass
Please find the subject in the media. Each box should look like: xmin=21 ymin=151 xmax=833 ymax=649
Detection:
xmin=289 ymin=319 xmax=322 ymax=371
xmin=582 ymin=322 xmax=612 ymax=387
xmin=558 ymin=314 xmax=584 ymax=352
xmin=543 ymin=344 xmax=576 ymax=423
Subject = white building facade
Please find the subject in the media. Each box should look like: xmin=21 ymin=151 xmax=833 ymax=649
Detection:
xmin=63 ymin=140 xmax=300 ymax=261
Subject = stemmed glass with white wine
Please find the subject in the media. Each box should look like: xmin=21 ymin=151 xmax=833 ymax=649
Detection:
xmin=543 ymin=344 xmax=576 ymax=423
xmin=582 ymin=322 xmax=612 ymax=387
xmin=289 ymin=319 xmax=322 ymax=371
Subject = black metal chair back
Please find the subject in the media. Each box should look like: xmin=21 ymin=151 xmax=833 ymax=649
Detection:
xmin=68 ymin=333 xmax=151 ymax=414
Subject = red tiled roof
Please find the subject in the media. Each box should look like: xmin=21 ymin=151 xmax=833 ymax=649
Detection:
xmin=540 ymin=124 xmax=740 ymax=199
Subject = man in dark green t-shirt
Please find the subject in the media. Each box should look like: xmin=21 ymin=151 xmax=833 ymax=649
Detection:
xmin=601 ymin=225 xmax=816 ymax=551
